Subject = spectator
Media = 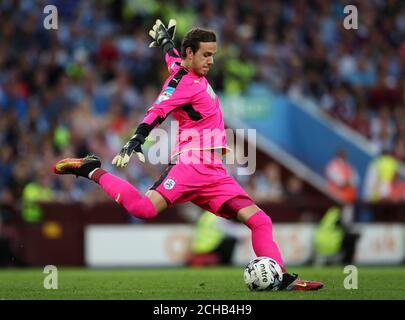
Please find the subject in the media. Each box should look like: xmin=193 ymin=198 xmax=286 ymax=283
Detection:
xmin=325 ymin=149 xmax=359 ymax=204
xmin=188 ymin=210 xmax=241 ymax=267
xmin=314 ymin=206 xmax=360 ymax=265
xmin=252 ymin=163 xmax=285 ymax=203
xmin=370 ymin=107 xmax=397 ymax=153
xmin=347 ymin=102 xmax=371 ymax=139
xmin=21 ymin=170 xmax=55 ymax=223
xmin=392 ymin=137 xmax=405 ymax=163
xmin=285 ymin=175 xmax=306 ymax=203
xmin=363 ymin=150 xmax=399 ymax=203
xmin=322 ymin=85 xmax=356 ymax=125
xmin=389 ymin=172 xmax=405 ymax=203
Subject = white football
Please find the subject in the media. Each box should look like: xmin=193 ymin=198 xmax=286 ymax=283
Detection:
xmin=243 ymin=257 xmax=283 ymax=291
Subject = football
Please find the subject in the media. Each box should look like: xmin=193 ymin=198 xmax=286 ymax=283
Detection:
xmin=243 ymin=257 xmax=284 ymax=291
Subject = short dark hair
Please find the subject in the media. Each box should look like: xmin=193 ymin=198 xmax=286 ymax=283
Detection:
xmin=181 ymin=28 xmax=216 ymax=58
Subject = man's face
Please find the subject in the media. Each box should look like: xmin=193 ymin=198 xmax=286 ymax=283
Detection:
xmin=189 ymin=42 xmax=217 ymax=76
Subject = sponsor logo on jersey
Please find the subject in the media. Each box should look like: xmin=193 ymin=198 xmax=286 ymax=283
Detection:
xmin=155 ymin=87 xmax=175 ymax=105
xmin=163 ymin=178 xmax=176 ymax=190
xmin=155 ymin=93 xmax=171 ymax=104
xmin=206 ymin=84 xmax=216 ymax=101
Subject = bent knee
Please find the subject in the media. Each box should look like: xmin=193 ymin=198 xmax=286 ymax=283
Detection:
xmin=128 ymin=197 xmax=159 ymax=219
xmin=237 ymin=204 xmax=262 ymax=222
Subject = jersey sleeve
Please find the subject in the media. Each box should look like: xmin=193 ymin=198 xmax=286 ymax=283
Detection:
xmin=165 ymin=47 xmax=182 ymax=74
xmin=135 ymin=68 xmax=192 ymax=138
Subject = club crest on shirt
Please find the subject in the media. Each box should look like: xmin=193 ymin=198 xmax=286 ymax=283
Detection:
xmin=163 ymin=178 xmax=176 ymax=190
xmin=155 ymin=92 xmax=172 ymax=104
xmin=206 ymin=84 xmax=216 ymax=101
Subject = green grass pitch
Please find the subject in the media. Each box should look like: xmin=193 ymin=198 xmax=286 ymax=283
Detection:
xmin=0 ymin=266 xmax=404 ymax=300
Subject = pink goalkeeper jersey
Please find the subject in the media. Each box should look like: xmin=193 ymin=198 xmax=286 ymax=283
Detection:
xmin=140 ymin=48 xmax=230 ymax=161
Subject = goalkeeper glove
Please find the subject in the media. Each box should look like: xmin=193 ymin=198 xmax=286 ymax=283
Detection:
xmin=112 ymin=134 xmax=145 ymax=168
xmin=148 ymin=19 xmax=176 ymax=52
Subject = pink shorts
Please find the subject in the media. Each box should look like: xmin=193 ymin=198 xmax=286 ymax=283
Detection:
xmin=150 ymin=163 xmax=254 ymax=219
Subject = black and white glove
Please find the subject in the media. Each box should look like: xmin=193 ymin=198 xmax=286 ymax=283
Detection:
xmin=148 ymin=19 xmax=176 ymax=52
xmin=112 ymin=134 xmax=145 ymax=167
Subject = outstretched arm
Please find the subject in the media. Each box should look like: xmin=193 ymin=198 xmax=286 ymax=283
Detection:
xmin=148 ymin=19 xmax=177 ymax=54
xmin=112 ymin=69 xmax=192 ymax=168
xmin=148 ymin=19 xmax=181 ymax=72
xmin=113 ymin=20 xmax=190 ymax=168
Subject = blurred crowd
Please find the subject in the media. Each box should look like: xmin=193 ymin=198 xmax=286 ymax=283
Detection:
xmin=0 ymin=0 xmax=404 ymax=223
xmin=239 ymin=163 xmax=306 ymax=204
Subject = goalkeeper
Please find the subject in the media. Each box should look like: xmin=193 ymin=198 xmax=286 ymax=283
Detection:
xmin=54 ymin=20 xmax=322 ymax=291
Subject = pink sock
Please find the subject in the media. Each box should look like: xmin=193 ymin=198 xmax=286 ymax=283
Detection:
xmin=245 ymin=210 xmax=284 ymax=269
xmin=97 ymin=172 xmax=157 ymax=219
